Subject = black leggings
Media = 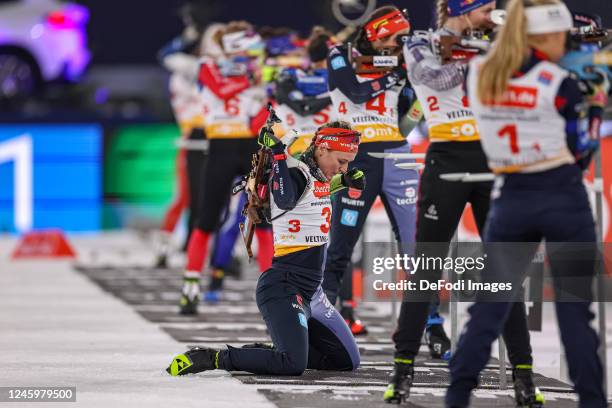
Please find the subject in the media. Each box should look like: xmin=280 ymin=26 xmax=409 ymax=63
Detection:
xmin=195 ymin=139 xmax=258 ymax=232
xmin=185 ymin=128 xmax=207 ymax=247
xmin=218 ymin=267 xmax=360 ymax=375
xmin=392 ymin=142 xmax=533 ymax=367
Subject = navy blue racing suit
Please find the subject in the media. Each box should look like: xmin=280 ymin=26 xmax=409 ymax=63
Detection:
xmin=322 ymin=44 xmax=430 ymax=318
xmin=446 ymin=50 xmax=606 ymax=408
xmin=218 ymin=145 xmax=360 ymax=375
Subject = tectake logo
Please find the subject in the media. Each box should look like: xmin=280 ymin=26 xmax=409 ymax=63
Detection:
xmin=340 ymin=209 xmax=359 ymax=227
xmin=330 ymin=56 xmax=347 ymax=70
xmin=313 ymin=181 xmax=330 ymax=198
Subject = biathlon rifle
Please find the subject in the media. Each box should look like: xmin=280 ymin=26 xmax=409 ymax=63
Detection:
xmin=560 ymin=25 xmax=612 ymax=85
xmin=234 ymin=103 xmax=281 ymax=259
xmin=410 ymin=30 xmax=491 ymax=65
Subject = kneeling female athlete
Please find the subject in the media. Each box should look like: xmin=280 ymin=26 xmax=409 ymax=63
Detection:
xmin=167 ymin=121 xmax=366 ymax=375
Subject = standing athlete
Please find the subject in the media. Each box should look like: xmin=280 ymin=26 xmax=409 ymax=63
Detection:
xmin=273 ymin=27 xmax=334 ymax=156
xmin=323 ymin=6 xmax=424 ymax=336
xmin=447 ymin=0 xmax=608 ymax=406
xmin=385 ymin=0 xmax=537 ymax=404
xmin=178 ymin=21 xmax=273 ymax=315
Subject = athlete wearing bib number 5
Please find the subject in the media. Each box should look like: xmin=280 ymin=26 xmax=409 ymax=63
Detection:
xmin=447 ymin=1 xmax=608 ymax=407
xmin=385 ymin=0 xmax=536 ymax=405
xmin=272 ymin=27 xmax=335 ymax=157
xmin=166 ymin=122 xmax=364 ymax=376
xmin=323 ymin=6 xmax=422 ymax=336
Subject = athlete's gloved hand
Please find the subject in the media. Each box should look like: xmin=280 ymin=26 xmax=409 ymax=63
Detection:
xmin=344 ymin=168 xmax=366 ymax=191
xmin=258 ymin=127 xmax=284 ymax=154
xmin=330 ymin=168 xmax=366 ymax=195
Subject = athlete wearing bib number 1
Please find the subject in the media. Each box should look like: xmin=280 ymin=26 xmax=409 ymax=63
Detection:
xmin=166 ymin=121 xmax=363 ymax=376
xmin=447 ymin=1 xmax=608 ymax=407
xmin=385 ymin=0 xmax=537 ymax=405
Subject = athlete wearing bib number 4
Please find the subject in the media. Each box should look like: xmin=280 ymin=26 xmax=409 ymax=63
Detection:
xmin=447 ymin=1 xmax=608 ymax=407
xmin=323 ymin=6 xmax=423 ymax=337
xmin=385 ymin=0 xmax=537 ymax=405
xmin=166 ymin=122 xmax=363 ymax=376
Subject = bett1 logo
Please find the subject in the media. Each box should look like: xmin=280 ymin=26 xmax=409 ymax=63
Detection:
xmin=0 ymin=126 xmax=102 ymax=233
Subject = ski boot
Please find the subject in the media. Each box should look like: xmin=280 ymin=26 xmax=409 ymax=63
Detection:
xmin=154 ymin=231 xmax=171 ymax=269
xmin=179 ymin=273 xmax=200 ymax=315
xmin=513 ymin=366 xmax=545 ymax=407
xmin=166 ymin=346 xmax=219 ymax=376
xmin=425 ymin=314 xmax=451 ymax=360
xmin=340 ymin=301 xmax=368 ymax=336
xmin=384 ymin=358 xmax=414 ymax=404
xmin=203 ymin=268 xmax=224 ymax=303
xmin=155 ymin=253 xmax=168 ymax=269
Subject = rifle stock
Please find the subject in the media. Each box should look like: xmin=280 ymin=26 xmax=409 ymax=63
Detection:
xmin=239 ymin=104 xmax=280 ymax=260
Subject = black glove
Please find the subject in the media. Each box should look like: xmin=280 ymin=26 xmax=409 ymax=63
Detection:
xmin=258 ymin=127 xmax=284 ymax=154
xmin=343 ymin=168 xmax=366 ymax=191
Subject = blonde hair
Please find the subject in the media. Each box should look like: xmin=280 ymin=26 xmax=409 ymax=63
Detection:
xmin=477 ymin=0 xmax=559 ymax=102
xmin=436 ymin=0 xmax=449 ymax=29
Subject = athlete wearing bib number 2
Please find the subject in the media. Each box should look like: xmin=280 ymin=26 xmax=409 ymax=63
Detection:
xmin=385 ymin=0 xmax=537 ymax=405
xmin=447 ymin=1 xmax=608 ymax=407
xmin=166 ymin=121 xmax=364 ymax=377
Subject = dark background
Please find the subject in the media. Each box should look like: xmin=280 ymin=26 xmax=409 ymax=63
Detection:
xmin=80 ymin=0 xmax=611 ymax=66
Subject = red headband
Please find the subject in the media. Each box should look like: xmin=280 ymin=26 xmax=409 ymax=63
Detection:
xmin=365 ymin=10 xmax=411 ymax=42
xmin=314 ymin=127 xmax=361 ymax=153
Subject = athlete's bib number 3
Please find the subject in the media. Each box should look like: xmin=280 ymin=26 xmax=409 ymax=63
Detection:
xmin=287 ymin=207 xmax=331 ymax=234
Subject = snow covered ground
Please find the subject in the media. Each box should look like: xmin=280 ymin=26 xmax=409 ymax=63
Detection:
xmin=1 ymin=231 xmax=611 ymax=407
xmin=0 ymin=233 xmax=273 ymax=408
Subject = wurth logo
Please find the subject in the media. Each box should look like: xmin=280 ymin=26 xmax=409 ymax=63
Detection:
xmin=489 ymin=86 xmax=538 ymax=109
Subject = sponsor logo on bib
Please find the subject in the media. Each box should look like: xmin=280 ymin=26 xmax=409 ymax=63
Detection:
xmin=341 ymin=209 xmax=359 ymax=227
xmin=373 ymin=55 xmax=398 ymax=67
xmin=348 ymin=187 xmax=362 ymax=199
xmin=313 ymin=181 xmax=330 ymax=198
xmin=488 ymin=86 xmax=538 ymax=109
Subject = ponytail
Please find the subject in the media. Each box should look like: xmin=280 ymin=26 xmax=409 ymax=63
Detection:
xmin=477 ymin=0 xmax=559 ymax=102
xmin=436 ymin=0 xmax=449 ymax=29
